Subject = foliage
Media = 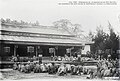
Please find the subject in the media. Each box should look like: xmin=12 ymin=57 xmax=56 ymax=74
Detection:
xmin=53 ymin=19 xmax=83 ymax=36
xmin=90 ymin=22 xmax=119 ymax=59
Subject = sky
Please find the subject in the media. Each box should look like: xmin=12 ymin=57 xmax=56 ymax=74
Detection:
xmin=0 ymin=0 xmax=120 ymax=35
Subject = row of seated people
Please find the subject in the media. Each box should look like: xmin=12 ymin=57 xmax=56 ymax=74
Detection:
xmin=11 ymin=55 xmax=42 ymax=62
xmin=51 ymin=56 xmax=80 ymax=62
xmin=13 ymin=62 xmax=85 ymax=76
xmin=95 ymin=59 xmax=120 ymax=78
xmin=12 ymin=60 xmax=120 ymax=78
xmin=11 ymin=55 xmax=81 ymax=62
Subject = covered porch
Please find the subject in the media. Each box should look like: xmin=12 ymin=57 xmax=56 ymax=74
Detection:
xmin=0 ymin=40 xmax=83 ymax=61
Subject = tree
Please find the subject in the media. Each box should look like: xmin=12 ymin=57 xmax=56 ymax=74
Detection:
xmin=104 ymin=22 xmax=119 ymax=59
xmin=73 ymin=24 xmax=83 ymax=36
xmin=92 ymin=26 xmax=106 ymax=52
xmin=53 ymin=19 xmax=71 ymax=29
xmin=91 ymin=22 xmax=119 ymax=59
xmin=53 ymin=19 xmax=83 ymax=36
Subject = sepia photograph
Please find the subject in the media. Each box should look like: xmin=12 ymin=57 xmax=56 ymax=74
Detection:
xmin=0 ymin=0 xmax=120 ymax=81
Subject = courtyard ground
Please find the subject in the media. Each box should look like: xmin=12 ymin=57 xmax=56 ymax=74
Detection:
xmin=0 ymin=69 xmax=119 ymax=81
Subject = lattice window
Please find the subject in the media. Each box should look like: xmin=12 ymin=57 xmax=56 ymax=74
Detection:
xmin=49 ymin=48 xmax=55 ymax=53
xmin=27 ymin=46 xmax=34 ymax=53
xmin=4 ymin=47 xmax=10 ymax=53
xmin=66 ymin=48 xmax=71 ymax=53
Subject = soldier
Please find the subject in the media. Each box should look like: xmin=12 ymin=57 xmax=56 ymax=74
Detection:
xmin=16 ymin=55 xmax=19 ymax=62
xmin=29 ymin=62 xmax=35 ymax=71
xmin=11 ymin=55 xmax=17 ymax=62
xmin=83 ymin=67 xmax=88 ymax=75
xmin=13 ymin=63 xmax=18 ymax=70
xmin=54 ymin=56 xmax=58 ymax=61
xmin=89 ymin=70 xmax=94 ymax=79
xmin=33 ymin=62 xmax=41 ymax=73
xmin=38 ymin=54 xmax=42 ymax=64
xmin=77 ymin=55 xmax=81 ymax=62
xmin=40 ymin=63 xmax=47 ymax=73
xmin=46 ymin=63 xmax=52 ymax=70
xmin=0 ymin=72 xmax=3 ymax=80
xmin=66 ymin=64 xmax=71 ymax=73
xmin=33 ymin=55 xmax=36 ymax=61
xmin=71 ymin=65 xmax=79 ymax=75
xmin=78 ymin=65 xmax=83 ymax=75
xmin=18 ymin=63 xmax=21 ymax=71
xmin=57 ymin=63 xmax=67 ymax=76
xmin=103 ymin=67 xmax=111 ymax=77
xmin=48 ymin=63 xmax=57 ymax=74
xmin=58 ymin=56 xmax=62 ymax=61
xmin=20 ymin=63 xmax=26 ymax=72
xmin=108 ymin=54 xmax=111 ymax=61
xmin=113 ymin=68 xmax=120 ymax=77
xmin=65 ymin=54 xmax=69 ymax=61
xmin=25 ymin=62 xmax=31 ymax=73
xmin=62 ymin=57 xmax=65 ymax=61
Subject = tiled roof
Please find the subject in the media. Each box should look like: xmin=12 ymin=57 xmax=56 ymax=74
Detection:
xmin=1 ymin=35 xmax=83 ymax=46
xmin=1 ymin=23 xmax=73 ymax=36
xmin=0 ymin=21 xmax=93 ymax=45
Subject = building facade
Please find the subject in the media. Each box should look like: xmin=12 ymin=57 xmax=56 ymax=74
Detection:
xmin=0 ymin=19 xmax=92 ymax=60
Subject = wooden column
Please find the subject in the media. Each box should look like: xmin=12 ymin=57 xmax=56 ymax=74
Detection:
xmin=70 ymin=49 xmax=71 ymax=57
xmin=36 ymin=46 xmax=38 ymax=57
xmin=56 ymin=46 xmax=58 ymax=56
xmin=54 ymin=48 xmax=55 ymax=57
xmin=14 ymin=45 xmax=17 ymax=56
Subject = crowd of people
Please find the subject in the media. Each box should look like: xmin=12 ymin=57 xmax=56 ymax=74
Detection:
xmin=13 ymin=62 xmax=83 ymax=76
xmin=95 ymin=58 xmax=120 ymax=78
xmin=11 ymin=54 xmax=93 ymax=63
xmin=12 ymin=55 xmax=120 ymax=79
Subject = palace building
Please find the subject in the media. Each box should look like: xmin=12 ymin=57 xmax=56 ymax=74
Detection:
xmin=0 ymin=19 xmax=93 ymax=60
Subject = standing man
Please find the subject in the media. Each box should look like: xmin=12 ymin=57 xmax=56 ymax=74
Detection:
xmin=38 ymin=54 xmax=42 ymax=64
xmin=77 ymin=54 xmax=81 ymax=62
xmin=108 ymin=54 xmax=111 ymax=61
xmin=16 ymin=54 xmax=19 ymax=62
